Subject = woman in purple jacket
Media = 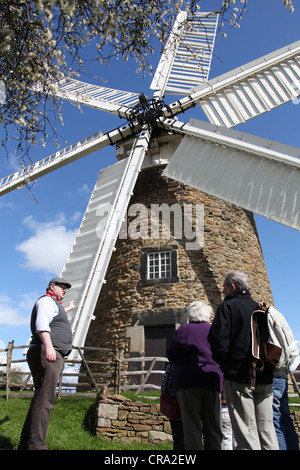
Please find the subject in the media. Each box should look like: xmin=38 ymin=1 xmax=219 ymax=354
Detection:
xmin=167 ymin=301 xmax=224 ymax=450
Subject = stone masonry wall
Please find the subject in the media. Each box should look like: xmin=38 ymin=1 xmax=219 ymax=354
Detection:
xmin=95 ymin=392 xmax=300 ymax=448
xmin=95 ymin=393 xmax=172 ymax=445
xmin=95 ymin=392 xmax=300 ymax=447
xmin=292 ymin=411 xmax=300 ymax=445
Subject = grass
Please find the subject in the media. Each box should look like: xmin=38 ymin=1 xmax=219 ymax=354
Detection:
xmin=289 ymin=396 xmax=300 ymax=412
xmin=0 ymin=393 xmax=172 ymax=451
xmin=1 ymin=392 xmax=299 ymax=450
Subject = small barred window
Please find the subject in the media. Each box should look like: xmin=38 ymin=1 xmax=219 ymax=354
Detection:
xmin=147 ymin=251 xmax=171 ymax=280
xmin=139 ymin=245 xmax=179 ymax=286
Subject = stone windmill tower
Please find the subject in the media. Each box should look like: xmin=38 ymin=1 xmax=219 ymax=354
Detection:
xmin=83 ymin=128 xmax=274 ymax=363
xmin=1 ymin=12 xmax=299 ymax=366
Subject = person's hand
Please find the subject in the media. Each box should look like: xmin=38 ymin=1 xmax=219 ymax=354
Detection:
xmin=39 ymin=332 xmax=57 ymax=362
xmin=45 ymin=345 xmax=57 ymax=362
xmin=65 ymin=300 xmax=76 ymax=312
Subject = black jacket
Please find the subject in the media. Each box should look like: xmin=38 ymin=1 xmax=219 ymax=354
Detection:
xmin=208 ymin=290 xmax=272 ymax=385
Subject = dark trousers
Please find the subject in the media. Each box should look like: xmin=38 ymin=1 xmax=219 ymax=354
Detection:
xmin=177 ymin=388 xmax=223 ymax=450
xmin=170 ymin=419 xmax=185 ymax=450
xmin=18 ymin=346 xmax=64 ymax=450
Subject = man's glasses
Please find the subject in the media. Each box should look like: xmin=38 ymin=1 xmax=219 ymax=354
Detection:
xmin=54 ymin=284 xmax=68 ymax=290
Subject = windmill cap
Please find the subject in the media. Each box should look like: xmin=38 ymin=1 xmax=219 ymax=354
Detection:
xmin=49 ymin=277 xmax=72 ymax=289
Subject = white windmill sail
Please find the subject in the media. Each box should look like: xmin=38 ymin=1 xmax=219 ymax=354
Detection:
xmin=162 ymin=118 xmax=300 ymax=230
xmin=150 ymin=11 xmax=218 ymax=96
xmin=0 ymin=122 xmax=140 ymax=196
xmin=190 ymin=40 xmax=300 ymax=127
xmin=54 ymin=77 xmax=140 ymax=118
xmin=60 ymin=128 xmax=151 ymax=359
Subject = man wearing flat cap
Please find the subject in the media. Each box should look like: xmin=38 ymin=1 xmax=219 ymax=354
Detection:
xmin=18 ymin=277 xmax=75 ymax=450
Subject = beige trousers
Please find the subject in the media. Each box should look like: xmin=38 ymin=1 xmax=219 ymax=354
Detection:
xmin=224 ymin=379 xmax=279 ymax=450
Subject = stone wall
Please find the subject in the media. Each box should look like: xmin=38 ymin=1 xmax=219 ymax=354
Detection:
xmin=95 ymin=393 xmax=172 ymax=445
xmin=292 ymin=411 xmax=300 ymax=445
xmin=95 ymin=392 xmax=300 ymax=448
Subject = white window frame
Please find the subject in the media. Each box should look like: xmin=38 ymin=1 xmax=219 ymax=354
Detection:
xmin=147 ymin=251 xmax=171 ymax=280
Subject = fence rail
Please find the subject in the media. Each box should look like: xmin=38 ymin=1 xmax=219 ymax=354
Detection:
xmin=290 ymin=370 xmax=300 ymax=397
xmin=0 ymin=341 xmax=167 ymax=400
xmin=118 ymin=356 xmax=168 ymax=395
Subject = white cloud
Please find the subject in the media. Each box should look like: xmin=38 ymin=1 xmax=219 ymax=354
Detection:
xmin=0 ymin=294 xmax=33 ymax=326
xmin=0 ymin=201 xmax=15 ymax=209
xmin=16 ymin=212 xmax=77 ymax=275
xmin=78 ymin=184 xmax=90 ymax=195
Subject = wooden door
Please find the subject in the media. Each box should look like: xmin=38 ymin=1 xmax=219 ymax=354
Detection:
xmin=144 ymin=325 xmax=175 ymax=387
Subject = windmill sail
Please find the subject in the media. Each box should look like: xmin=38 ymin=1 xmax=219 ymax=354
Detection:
xmin=163 ymin=119 xmax=300 ymax=230
xmin=0 ymin=122 xmax=140 ymax=196
xmin=54 ymin=77 xmax=140 ymax=118
xmin=150 ymin=11 xmax=218 ymax=96
xmin=191 ymin=40 xmax=300 ymax=127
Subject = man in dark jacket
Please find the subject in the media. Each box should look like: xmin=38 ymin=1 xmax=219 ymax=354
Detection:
xmin=208 ymin=271 xmax=278 ymax=450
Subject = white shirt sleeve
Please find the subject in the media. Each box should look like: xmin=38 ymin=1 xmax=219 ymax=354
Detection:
xmin=35 ymin=296 xmax=59 ymax=333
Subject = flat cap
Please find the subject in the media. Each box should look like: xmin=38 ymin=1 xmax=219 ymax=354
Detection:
xmin=48 ymin=277 xmax=72 ymax=289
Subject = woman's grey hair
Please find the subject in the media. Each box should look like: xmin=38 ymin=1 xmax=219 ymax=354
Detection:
xmin=187 ymin=301 xmax=212 ymax=323
xmin=224 ymin=270 xmax=250 ymax=291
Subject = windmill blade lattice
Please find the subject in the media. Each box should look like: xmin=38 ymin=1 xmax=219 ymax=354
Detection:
xmin=0 ymin=122 xmax=140 ymax=196
xmin=3 ymin=35 xmax=299 ymax=198
xmin=150 ymin=11 xmax=218 ymax=96
xmin=193 ymin=40 xmax=300 ymax=127
xmin=162 ymin=118 xmax=300 ymax=230
xmin=54 ymin=77 xmax=141 ymax=118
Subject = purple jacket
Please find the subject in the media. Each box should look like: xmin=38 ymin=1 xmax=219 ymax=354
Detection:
xmin=167 ymin=322 xmax=223 ymax=393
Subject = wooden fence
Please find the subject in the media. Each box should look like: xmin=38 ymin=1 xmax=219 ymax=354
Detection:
xmin=0 ymin=341 xmax=168 ymax=400
xmin=291 ymin=370 xmax=300 ymax=397
xmin=118 ymin=355 xmax=168 ymax=395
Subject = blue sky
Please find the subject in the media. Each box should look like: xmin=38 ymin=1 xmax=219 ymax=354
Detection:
xmin=0 ymin=0 xmax=299 ymax=359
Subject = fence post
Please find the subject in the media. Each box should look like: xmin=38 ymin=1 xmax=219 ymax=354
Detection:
xmin=6 ymin=341 xmax=13 ymax=401
xmin=135 ymin=357 xmax=156 ymax=395
xmin=113 ymin=348 xmax=118 ymax=394
xmin=117 ymin=350 xmax=123 ymax=395
xmin=77 ymin=346 xmax=100 ymax=394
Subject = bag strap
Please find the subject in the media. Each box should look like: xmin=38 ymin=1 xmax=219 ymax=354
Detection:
xmin=251 ymin=310 xmax=265 ymax=390
xmin=164 ymin=364 xmax=172 ymax=389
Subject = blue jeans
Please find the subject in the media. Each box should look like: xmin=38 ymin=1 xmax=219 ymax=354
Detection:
xmin=272 ymin=377 xmax=299 ymax=450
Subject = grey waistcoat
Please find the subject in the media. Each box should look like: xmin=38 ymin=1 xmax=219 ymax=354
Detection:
xmin=30 ymin=295 xmax=73 ymax=355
